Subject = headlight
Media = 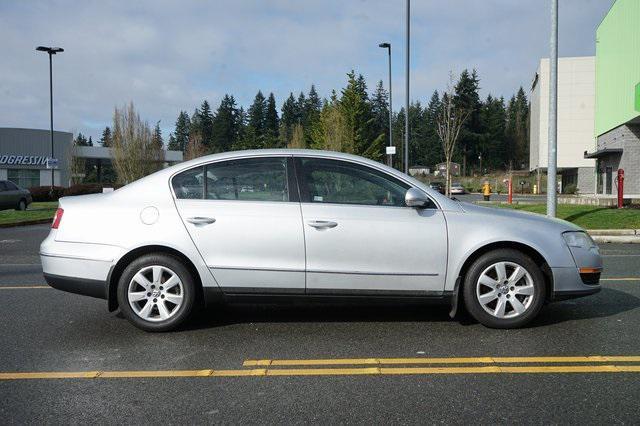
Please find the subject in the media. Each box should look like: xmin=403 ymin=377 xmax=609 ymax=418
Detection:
xmin=562 ymin=231 xmax=596 ymax=249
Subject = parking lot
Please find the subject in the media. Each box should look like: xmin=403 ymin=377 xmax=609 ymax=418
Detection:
xmin=1 ymin=224 xmax=640 ymax=424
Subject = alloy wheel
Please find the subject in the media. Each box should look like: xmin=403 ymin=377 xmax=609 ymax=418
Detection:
xmin=475 ymin=261 xmax=535 ymax=319
xmin=127 ymin=265 xmax=184 ymax=322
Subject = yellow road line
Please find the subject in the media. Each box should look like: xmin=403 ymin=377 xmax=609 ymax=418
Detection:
xmin=2 ymin=365 xmax=640 ymax=380
xmin=243 ymin=355 xmax=640 ymax=367
xmin=601 ymin=277 xmax=640 ymax=281
xmin=0 ymin=286 xmax=50 ymax=290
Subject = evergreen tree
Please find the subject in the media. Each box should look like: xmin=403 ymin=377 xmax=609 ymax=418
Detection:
xmin=87 ymin=136 xmax=94 ymax=147
xmin=423 ymin=91 xmax=443 ymax=167
xmin=453 ymin=69 xmax=482 ymax=175
xmin=152 ymin=121 xmax=163 ymax=148
xmin=198 ymin=100 xmax=214 ymax=150
xmin=74 ymin=133 xmax=90 ymax=146
xmin=171 ymin=111 xmax=190 ymax=151
xmin=303 ymin=85 xmax=322 ymax=145
xmin=212 ymin=95 xmax=239 ymax=152
xmin=505 ymin=88 xmax=529 ymax=170
xmin=242 ymin=90 xmax=267 ymax=149
xmin=279 ymin=93 xmax=298 ymax=146
xmin=370 ymin=80 xmax=390 ymax=149
xmin=168 ymin=133 xmax=177 ymax=151
xmin=100 ymin=127 xmax=112 ymax=147
xmin=264 ymin=93 xmax=280 ymax=148
xmin=339 ymin=71 xmax=383 ymax=160
xmin=479 ymin=95 xmax=507 ymax=171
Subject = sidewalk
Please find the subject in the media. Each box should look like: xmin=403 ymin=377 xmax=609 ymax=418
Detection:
xmin=588 ymin=229 xmax=640 ymax=244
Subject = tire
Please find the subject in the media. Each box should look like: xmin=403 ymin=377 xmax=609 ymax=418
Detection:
xmin=462 ymin=249 xmax=546 ymax=329
xmin=16 ymin=199 xmax=27 ymax=211
xmin=117 ymin=253 xmax=197 ymax=332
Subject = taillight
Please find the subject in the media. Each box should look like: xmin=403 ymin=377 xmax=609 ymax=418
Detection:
xmin=52 ymin=208 xmax=64 ymax=229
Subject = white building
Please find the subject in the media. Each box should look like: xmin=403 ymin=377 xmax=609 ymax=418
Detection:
xmin=529 ymin=56 xmax=596 ymax=193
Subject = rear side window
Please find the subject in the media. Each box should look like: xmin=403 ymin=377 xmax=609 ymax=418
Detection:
xmin=205 ymin=157 xmax=289 ymax=202
xmin=172 ymin=166 xmax=204 ymax=199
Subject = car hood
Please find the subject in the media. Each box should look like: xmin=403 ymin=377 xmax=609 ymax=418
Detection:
xmin=458 ymin=202 xmax=583 ymax=232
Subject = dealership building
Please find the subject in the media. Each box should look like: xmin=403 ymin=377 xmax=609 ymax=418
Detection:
xmin=584 ymin=0 xmax=640 ymax=197
xmin=0 ymin=127 xmax=183 ymax=188
xmin=529 ymin=0 xmax=640 ymax=197
xmin=529 ymin=56 xmax=596 ymax=194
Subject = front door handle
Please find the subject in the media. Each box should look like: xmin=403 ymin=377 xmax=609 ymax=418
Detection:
xmin=186 ymin=216 xmax=216 ymax=225
xmin=307 ymin=220 xmax=338 ymax=229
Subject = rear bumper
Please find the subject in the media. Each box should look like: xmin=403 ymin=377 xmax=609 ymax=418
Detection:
xmin=44 ymin=273 xmax=107 ymax=299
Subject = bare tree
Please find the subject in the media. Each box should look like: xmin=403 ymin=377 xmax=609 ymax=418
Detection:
xmin=67 ymin=141 xmax=86 ymax=185
xmin=184 ymin=131 xmax=207 ymax=160
xmin=287 ymin=123 xmax=305 ymax=149
xmin=111 ymin=102 xmax=164 ymax=184
xmin=436 ymin=76 xmax=470 ymax=197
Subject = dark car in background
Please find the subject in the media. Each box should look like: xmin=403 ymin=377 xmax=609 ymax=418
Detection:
xmin=429 ymin=181 xmax=445 ymax=194
xmin=0 ymin=180 xmax=32 ymax=211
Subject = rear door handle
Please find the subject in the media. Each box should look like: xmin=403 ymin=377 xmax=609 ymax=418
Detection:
xmin=186 ymin=216 xmax=216 ymax=225
xmin=307 ymin=220 xmax=338 ymax=229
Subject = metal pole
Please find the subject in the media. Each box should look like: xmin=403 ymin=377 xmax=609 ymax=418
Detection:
xmin=49 ymin=52 xmax=55 ymax=194
xmin=387 ymin=45 xmax=393 ymax=168
xmin=404 ymin=0 xmax=410 ymax=174
xmin=547 ymin=0 xmax=558 ymax=217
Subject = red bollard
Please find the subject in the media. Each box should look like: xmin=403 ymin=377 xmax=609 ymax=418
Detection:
xmin=617 ymin=169 xmax=624 ymax=208
xmin=507 ymin=179 xmax=513 ymax=204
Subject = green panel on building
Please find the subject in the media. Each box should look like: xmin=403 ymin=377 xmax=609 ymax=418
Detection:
xmin=595 ymin=0 xmax=640 ymax=136
xmin=636 ymin=82 xmax=640 ymax=113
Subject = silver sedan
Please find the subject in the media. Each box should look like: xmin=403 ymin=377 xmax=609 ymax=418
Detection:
xmin=40 ymin=150 xmax=602 ymax=331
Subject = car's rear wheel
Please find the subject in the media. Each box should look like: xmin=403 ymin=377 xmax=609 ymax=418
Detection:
xmin=16 ymin=199 xmax=26 ymax=211
xmin=117 ymin=253 xmax=196 ymax=332
xmin=463 ymin=249 xmax=546 ymax=329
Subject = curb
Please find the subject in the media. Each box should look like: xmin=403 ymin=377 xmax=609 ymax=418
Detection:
xmin=0 ymin=218 xmax=53 ymax=229
xmin=587 ymin=229 xmax=638 ymax=236
xmin=591 ymin=235 xmax=640 ymax=244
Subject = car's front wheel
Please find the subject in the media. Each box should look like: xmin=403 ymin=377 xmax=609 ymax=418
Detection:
xmin=16 ymin=199 xmax=27 ymax=211
xmin=463 ymin=249 xmax=546 ymax=328
xmin=117 ymin=253 xmax=197 ymax=332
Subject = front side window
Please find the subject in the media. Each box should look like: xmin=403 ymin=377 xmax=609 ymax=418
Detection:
xmin=205 ymin=157 xmax=289 ymax=202
xmin=298 ymin=158 xmax=409 ymax=207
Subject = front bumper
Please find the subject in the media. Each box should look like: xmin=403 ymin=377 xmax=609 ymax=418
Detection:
xmin=551 ymin=266 xmax=601 ymax=301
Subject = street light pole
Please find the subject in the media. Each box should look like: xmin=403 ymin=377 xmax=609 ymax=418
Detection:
xmin=547 ymin=0 xmax=558 ymax=217
xmin=36 ymin=46 xmax=64 ymax=195
xmin=404 ymin=0 xmax=410 ymax=174
xmin=379 ymin=43 xmax=393 ymax=168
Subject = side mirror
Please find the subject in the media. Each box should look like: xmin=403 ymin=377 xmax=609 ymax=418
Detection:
xmin=405 ymin=188 xmax=431 ymax=208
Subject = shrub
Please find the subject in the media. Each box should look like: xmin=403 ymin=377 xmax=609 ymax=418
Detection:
xmin=28 ymin=186 xmax=65 ymax=202
xmin=62 ymin=183 xmax=105 ymax=197
xmin=564 ymin=184 xmax=577 ymax=195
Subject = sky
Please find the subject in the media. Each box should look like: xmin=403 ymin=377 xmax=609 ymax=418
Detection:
xmin=0 ymin=0 xmax=614 ymax=143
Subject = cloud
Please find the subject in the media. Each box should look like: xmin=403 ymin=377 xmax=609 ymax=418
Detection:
xmin=0 ymin=0 xmax=613 ymax=141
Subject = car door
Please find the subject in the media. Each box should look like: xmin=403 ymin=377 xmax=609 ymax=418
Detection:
xmin=172 ymin=156 xmax=306 ymax=293
xmin=295 ymin=157 xmax=448 ymax=295
xmin=0 ymin=181 xmax=8 ymax=209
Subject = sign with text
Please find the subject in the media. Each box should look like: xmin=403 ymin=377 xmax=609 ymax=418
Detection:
xmin=386 ymin=146 xmax=396 ymax=155
xmin=46 ymin=158 xmax=59 ymax=169
xmin=0 ymin=154 xmax=49 ymax=166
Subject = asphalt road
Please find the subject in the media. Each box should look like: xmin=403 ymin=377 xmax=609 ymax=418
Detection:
xmin=1 ymin=224 xmax=640 ymax=424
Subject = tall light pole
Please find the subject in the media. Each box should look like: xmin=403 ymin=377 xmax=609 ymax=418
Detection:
xmin=404 ymin=0 xmax=410 ymax=174
xmin=547 ymin=0 xmax=558 ymax=217
xmin=36 ymin=46 xmax=64 ymax=195
xmin=379 ymin=42 xmax=393 ymax=168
